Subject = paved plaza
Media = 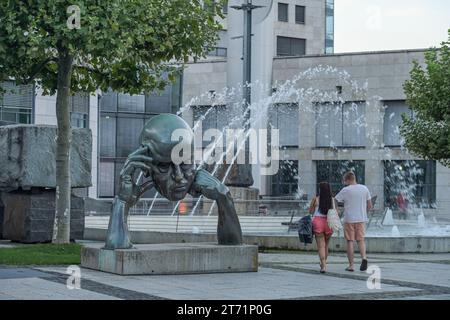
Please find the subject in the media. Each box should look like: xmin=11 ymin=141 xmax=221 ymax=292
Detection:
xmin=1 ymin=244 xmax=449 ymax=300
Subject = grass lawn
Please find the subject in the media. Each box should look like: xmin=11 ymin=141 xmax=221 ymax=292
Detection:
xmin=0 ymin=243 xmax=81 ymax=265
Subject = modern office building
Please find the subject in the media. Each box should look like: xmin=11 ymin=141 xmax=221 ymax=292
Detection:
xmin=1 ymin=0 xmax=449 ymax=217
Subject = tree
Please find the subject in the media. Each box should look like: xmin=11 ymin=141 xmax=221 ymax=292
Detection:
xmin=401 ymin=30 xmax=450 ymax=167
xmin=0 ymin=0 xmax=223 ymax=243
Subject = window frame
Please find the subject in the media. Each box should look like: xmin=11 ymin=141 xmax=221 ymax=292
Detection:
xmin=295 ymin=5 xmax=305 ymax=24
xmin=316 ymin=160 xmax=366 ymax=195
xmin=383 ymin=160 xmax=436 ymax=209
xmin=315 ymin=101 xmax=366 ymax=148
xmin=278 ymin=3 xmax=289 ymax=22
xmin=276 ymin=36 xmax=306 ymax=56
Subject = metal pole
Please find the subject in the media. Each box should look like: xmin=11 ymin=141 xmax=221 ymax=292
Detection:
xmin=243 ymin=0 xmax=252 ymax=106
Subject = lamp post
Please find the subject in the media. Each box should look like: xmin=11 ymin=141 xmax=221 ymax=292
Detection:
xmin=231 ymin=0 xmax=264 ymax=107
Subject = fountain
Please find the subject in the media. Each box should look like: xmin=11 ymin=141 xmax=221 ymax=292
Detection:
xmin=391 ymin=225 xmax=401 ymax=237
xmin=382 ymin=208 xmax=395 ymax=226
xmin=418 ymin=211 xmax=426 ymax=228
xmin=86 ymin=65 xmax=450 ymax=254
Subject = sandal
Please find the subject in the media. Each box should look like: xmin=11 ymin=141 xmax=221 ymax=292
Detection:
xmin=360 ymin=259 xmax=368 ymax=271
xmin=345 ymin=267 xmax=354 ymax=272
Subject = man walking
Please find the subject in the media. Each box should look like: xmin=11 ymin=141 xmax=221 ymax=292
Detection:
xmin=335 ymin=171 xmax=373 ymax=272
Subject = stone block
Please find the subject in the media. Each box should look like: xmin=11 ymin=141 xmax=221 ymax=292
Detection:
xmin=0 ymin=124 xmax=92 ymax=191
xmin=81 ymin=242 xmax=258 ymax=275
xmin=1 ymin=190 xmax=84 ymax=243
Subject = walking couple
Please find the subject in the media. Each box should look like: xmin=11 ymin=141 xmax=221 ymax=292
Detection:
xmin=309 ymin=171 xmax=373 ymax=273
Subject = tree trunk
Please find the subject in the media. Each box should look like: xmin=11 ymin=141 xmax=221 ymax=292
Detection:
xmin=52 ymin=49 xmax=73 ymax=244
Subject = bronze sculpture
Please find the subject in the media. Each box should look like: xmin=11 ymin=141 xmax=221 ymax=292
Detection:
xmin=105 ymin=114 xmax=243 ymax=249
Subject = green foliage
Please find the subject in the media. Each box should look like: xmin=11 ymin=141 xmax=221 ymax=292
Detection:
xmin=401 ymin=30 xmax=450 ymax=167
xmin=0 ymin=243 xmax=81 ymax=265
xmin=0 ymin=0 xmax=223 ymax=94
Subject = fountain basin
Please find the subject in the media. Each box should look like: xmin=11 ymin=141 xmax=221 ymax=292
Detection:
xmin=84 ymin=228 xmax=450 ymax=253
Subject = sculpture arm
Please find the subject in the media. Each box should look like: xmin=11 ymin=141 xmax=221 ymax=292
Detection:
xmin=104 ymin=197 xmax=132 ymax=249
xmin=104 ymin=146 xmax=155 ymax=250
xmin=190 ymin=169 xmax=243 ymax=245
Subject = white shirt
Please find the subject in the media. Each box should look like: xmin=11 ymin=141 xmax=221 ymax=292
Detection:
xmin=335 ymin=184 xmax=371 ymax=223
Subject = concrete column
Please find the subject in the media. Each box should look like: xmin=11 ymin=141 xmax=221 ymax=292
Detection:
xmin=436 ymin=163 xmax=450 ymax=220
xmin=299 ymin=102 xmax=316 ymax=200
xmin=365 ymin=159 xmax=384 ymax=211
xmin=364 ymin=97 xmax=385 ymax=208
xmin=88 ymin=92 xmax=99 ymax=199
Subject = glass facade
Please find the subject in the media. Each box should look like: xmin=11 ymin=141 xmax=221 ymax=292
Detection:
xmin=384 ymin=160 xmax=436 ymax=209
xmin=98 ymin=75 xmax=182 ymax=198
xmin=315 ymin=102 xmax=366 ymax=148
xmin=0 ymin=81 xmax=34 ymax=124
xmin=383 ymin=100 xmax=413 ymax=147
xmin=193 ymin=105 xmax=229 ymax=149
xmin=325 ymin=0 xmax=334 ymax=54
xmin=269 ymin=103 xmax=299 ymax=147
xmin=271 ymin=160 xmax=299 ymax=197
xmin=316 ymin=160 xmax=365 ymax=195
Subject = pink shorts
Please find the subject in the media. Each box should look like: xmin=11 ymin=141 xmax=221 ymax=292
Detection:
xmin=312 ymin=216 xmax=333 ymax=237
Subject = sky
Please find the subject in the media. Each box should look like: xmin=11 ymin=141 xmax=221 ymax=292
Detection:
xmin=334 ymin=0 xmax=450 ymax=53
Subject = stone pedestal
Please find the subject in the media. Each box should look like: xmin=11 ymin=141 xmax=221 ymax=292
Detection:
xmin=1 ymin=189 xmax=84 ymax=243
xmin=81 ymin=242 xmax=258 ymax=275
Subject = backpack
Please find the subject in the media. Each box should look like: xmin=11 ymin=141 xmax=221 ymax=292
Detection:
xmin=298 ymin=214 xmax=313 ymax=245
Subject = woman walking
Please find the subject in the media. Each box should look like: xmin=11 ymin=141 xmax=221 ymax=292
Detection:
xmin=309 ymin=182 xmax=337 ymax=273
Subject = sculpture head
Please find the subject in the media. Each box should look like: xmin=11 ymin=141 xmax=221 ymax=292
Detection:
xmin=139 ymin=114 xmax=196 ymax=201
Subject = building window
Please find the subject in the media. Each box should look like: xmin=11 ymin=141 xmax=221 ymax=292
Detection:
xmin=69 ymin=92 xmax=89 ymax=128
xmin=325 ymin=0 xmax=334 ymax=54
xmin=70 ymin=112 xmax=88 ymax=128
xmin=384 ymin=160 xmax=436 ymax=208
xmin=269 ymin=103 xmax=299 ymax=147
xmin=207 ymin=47 xmax=227 ymax=57
xmin=99 ymin=115 xmax=116 ymax=157
xmin=316 ymin=160 xmax=365 ymax=195
xmin=271 ymin=160 xmax=298 ymax=197
xmin=276 ymin=36 xmax=306 ymax=56
xmin=295 ymin=5 xmax=305 ymax=24
xmin=0 ymin=107 xmax=32 ymax=124
xmin=193 ymin=105 xmax=228 ymax=149
xmin=116 ymin=116 xmax=145 ymax=157
xmin=118 ymin=93 xmax=145 ymax=113
xmin=0 ymin=81 xmax=33 ymax=124
xmin=278 ymin=3 xmax=288 ymax=22
xmin=383 ymin=100 xmax=413 ymax=147
xmin=315 ymin=102 xmax=366 ymax=148
xmin=98 ymin=161 xmax=115 ymax=197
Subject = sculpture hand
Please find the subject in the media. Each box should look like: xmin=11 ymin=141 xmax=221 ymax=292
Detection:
xmin=191 ymin=169 xmax=243 ymax=245
xmin=118 ymin=146 xmax=155 ymax=207
xmin=191 ymin=168 xmax=229 ymax=200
